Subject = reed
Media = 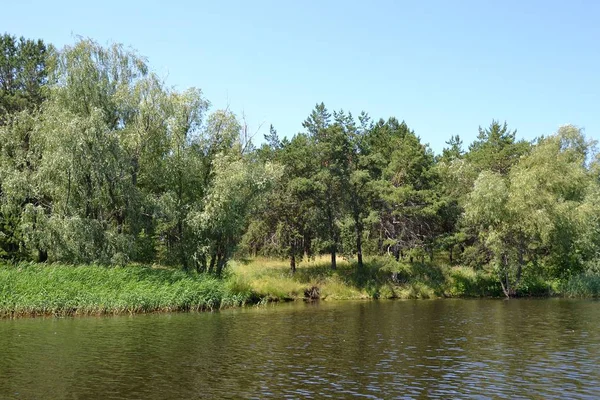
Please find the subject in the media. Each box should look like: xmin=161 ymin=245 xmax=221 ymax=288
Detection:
xmin=0 ymin=263 xmax=252 ymax=317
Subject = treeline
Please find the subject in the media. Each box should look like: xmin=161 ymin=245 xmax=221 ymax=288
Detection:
xmin=1 ymin=34 xmax=600 ymax=296
xmin=0 ymin=34 xmax=277 ymax=275
xmin=247 ymin=112 xmax=600 ymax=297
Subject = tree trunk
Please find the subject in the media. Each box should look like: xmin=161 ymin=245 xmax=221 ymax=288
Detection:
xmin=449 ymin=247 xmax=453 ymax=264
xmin=38 ymin=249 xmax=48 ymax=263
xmin=290 ymin=252 xmax=296 ymax=274
xmin=516 ymin=233 xmax=524 ymax=289
xmin=208 ymin=252 xmax=216 ymax=274
xmin=499 ymin=253 xmax=514 ymax=298
xmin=196 ymin=254 xmax=206 ymax=273
xmin=326 ymin=202 xmax=337 ymax=270
xmin=356 ymin=225 xmax=363 ymax=268
xmin=303 ymin=233 xmax=311 ymax=260
xmin=353 ymin=210 xmax=364 ymax=268
xmin=331 ymin=249 xmax=337 ymax=270
xmin=216 ymin=252 xmax=225 ymax=277
xmin=500 ymin=279 xmax=510 ymax=298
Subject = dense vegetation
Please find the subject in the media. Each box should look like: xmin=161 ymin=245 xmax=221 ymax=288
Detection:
xmin=1 ymin=33 xmax=599 ymax=307
xmin=0 ymin=263 xmax=246 ymax=317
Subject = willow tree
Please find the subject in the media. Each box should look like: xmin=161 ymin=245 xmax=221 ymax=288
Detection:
xmin=152 ymin=88 xmax=209 ymax=268
xmin=188 ymin=152 xmax=281 ymax=275
xmin=36 ymin=39 xmax=148 ymax=263
xmin=465 ymin=125 xmax=595 ymax=296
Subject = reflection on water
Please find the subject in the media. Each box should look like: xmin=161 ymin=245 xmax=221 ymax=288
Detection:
xmin=1 ymin=299 xmax=599 ymax=399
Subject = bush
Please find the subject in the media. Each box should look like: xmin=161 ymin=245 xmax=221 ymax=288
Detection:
xmin=518 ymin=274 xmax=555 ymax=297
xmin=447 ymin=266 xmax=503 ymax=297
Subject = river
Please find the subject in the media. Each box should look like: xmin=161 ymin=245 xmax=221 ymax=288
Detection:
xmin=0 ymin=299 xmax=599 ymax=399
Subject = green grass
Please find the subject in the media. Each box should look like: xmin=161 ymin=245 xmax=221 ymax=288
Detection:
xmin=229 ymin=255 xmax=504 ymax=301
xmin=0 ymin=263 xmax=254 ymax=317
xmin=1 ymin=257 xmax=597 ymax=318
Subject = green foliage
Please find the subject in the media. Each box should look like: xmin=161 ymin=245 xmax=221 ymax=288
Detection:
xmin=446 ymin=266 xmax=503 ymax=297
xmin=0 ymin=36 xmax=274 ymax=274
xmin=1 ymin=32 xmax=599 ymax=300
xmin=467 ymin=120 xmax=530 ymax=175
xmin=0 ymin=34 xmax=53 ymax=121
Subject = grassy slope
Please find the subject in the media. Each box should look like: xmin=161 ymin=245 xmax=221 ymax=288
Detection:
xmin=230 ymin=256 xmax=505 ymax=301
xmin=1 ymin=256 xmax=597 ymax=317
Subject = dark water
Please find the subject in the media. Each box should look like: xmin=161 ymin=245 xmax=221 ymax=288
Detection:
xmin=1 ymin=299 xmax=599 ymax=399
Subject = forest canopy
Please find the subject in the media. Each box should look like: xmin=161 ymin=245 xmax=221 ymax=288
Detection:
xmin=1 ymin=33 xmax=599 ymax=297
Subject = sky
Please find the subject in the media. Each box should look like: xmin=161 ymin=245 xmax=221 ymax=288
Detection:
xmin=4 ymin=0 xmax=599 ymax=153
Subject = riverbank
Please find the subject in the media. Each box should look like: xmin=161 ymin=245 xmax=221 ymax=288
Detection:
xmin=0 ymin=263 xmax=251 ymax=317
xmin=1 ymin=258 xmax=599 ymax=317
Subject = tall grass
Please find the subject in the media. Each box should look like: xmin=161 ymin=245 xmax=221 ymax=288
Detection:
xmin=562 ymin=273 xmax=600 ymax=297
xmin=0 ymin=263 xmax=254 ymax=317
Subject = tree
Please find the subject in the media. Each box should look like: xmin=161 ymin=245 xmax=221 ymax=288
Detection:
xmin=269 ymin=132 xmax=321 ymax=272
xmin=465 ymin=125 xmax=595 ymax=296
xmin=0 ymin=34 xmax=52 ymax=260
xmin=334 ymin=110 xmax=374 ymax=268
xmin=300 ymin=103 xmax=348 ymax=269
xmin=464 ymin=171 xmax=519 ymax=296
xmin=439 ymin=135 xmax=464 ymax=162
xmin=188 ymin=153 xmax=281 ymax=275
xmin=467 ymin=120 xmax=530 ymax=175
xmin=313 ymin=124 xmax=350 ymax=270
xmin=364 ymin=118 xmax=440 ymax=261
xmin=35 ymin=39 xmax=149 ymax=263
xmin=152 ymin=88 xmax=209 ymax=268
xmin=243 ymin=130 xmax=323 ymax=273
xmin=0 ymin=34 xmax=53 ymax=123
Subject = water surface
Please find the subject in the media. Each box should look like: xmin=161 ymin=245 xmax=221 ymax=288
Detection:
xmin=1 ymin=299 xmax=599 ymax=399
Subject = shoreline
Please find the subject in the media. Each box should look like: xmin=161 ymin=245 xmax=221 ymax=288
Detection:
xmin=1 ymin=296 xmax=592 ymax=320
xmin=1 ymin=260 xmax=597 ymax=319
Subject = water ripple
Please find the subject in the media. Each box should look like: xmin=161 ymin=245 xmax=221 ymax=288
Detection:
xmin=0 ymin=299 xmax=599 ymax=399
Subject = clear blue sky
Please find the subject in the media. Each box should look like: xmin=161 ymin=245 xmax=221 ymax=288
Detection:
xmin=4 ymin=0 xmax=599 ymax=153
